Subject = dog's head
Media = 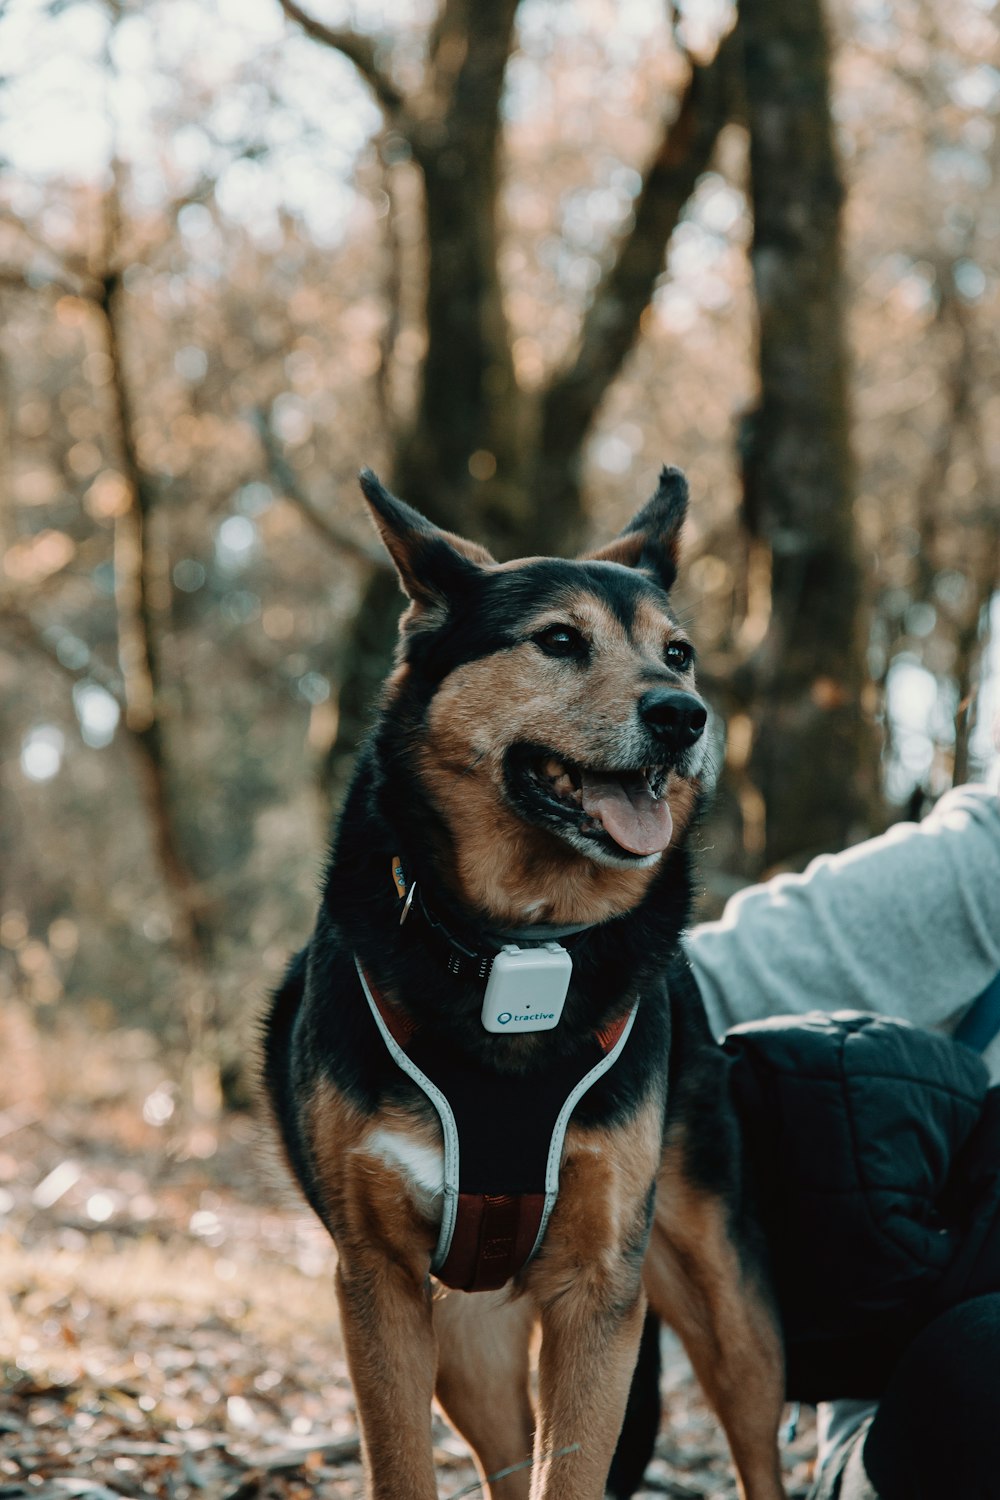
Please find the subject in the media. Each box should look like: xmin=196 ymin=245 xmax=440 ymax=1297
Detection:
xmin=362 ymin=467 xmax=708 ymax=926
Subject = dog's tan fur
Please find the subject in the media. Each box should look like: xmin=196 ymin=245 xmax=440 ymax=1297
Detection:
xmin=417 ymin=592 xmax=699 ymax=926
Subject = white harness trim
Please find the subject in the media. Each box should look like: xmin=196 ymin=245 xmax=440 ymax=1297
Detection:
xmin=529 ymin=1001 xmax=639 ymax=1260
xmin=356 ymin=957 xmax=640 ymax=1276
xmin=357 ymin=959 xmax=458 ymax=1271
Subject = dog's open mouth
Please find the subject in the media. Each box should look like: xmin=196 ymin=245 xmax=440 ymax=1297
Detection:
xmin=506 ymin=745 xmax=674 ymax=858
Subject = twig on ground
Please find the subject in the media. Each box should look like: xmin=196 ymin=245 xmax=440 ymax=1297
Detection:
xmin=446 ymin=1443 xmax=581 ymax=1499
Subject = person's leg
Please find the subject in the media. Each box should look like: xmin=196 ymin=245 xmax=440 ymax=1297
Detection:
xmin=807 ymin=1296 xmax=1000 ymax=1500
xmin=858 ymin=1295 xmax=1000 ymax=1500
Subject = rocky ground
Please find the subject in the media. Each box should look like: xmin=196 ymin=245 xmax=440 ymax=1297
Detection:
xmin=0 ymin=1004 xmax=816 ymax=1499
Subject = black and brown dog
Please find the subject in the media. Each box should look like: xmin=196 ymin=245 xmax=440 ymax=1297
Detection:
xmin=263 ymin=468 xmax=786 ymax=1500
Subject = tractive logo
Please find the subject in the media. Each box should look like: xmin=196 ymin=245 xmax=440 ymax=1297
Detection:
xmin=497 ymin=1011 xmax=555 ymax=1024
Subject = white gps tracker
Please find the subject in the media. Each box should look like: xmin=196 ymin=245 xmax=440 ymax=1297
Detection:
xmin=480 ymin=944 xmax=573 ymax=1034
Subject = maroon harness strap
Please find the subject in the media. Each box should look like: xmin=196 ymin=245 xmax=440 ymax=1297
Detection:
xmin=595 ymin=1012 xmax=632 ymax=1054
xmin=439 ymin=1192 xmax=548 ymax=1292
xmin=361 ymin=968 xmax=634 ymax=1293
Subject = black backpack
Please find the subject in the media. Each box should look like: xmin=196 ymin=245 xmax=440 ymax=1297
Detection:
xmin=725 ymin=1010 xmax=1000 ymax=1401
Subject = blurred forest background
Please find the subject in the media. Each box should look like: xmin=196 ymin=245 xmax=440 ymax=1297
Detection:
xmin=5 ymin=0 xmax=1000 ymax=1103
xmin=0 ymin=0 xmax=999 ymax=1494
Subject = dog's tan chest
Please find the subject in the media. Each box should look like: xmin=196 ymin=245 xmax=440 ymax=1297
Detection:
xmin=353 ymin=1125 xmax=445 ymax=1223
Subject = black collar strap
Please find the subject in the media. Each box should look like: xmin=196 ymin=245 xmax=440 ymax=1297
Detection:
xmin=391 ymin=856 xmax=593 ymax=984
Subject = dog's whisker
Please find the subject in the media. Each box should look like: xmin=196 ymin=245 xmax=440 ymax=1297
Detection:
xmin=458 ymin=750 xmax=488 ymax=776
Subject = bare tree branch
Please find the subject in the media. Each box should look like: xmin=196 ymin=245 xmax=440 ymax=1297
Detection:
xmin=277 ymin=0 xmax=408 ymax=117
xmin=394 ymin=0 xmax=522 ymax=540
xmin=0 ymin=606 xmax=125 ymax=707
xmin=908 ymin=272 xmax=1000 ymax=785
xmin=425 ymin=0 xmax=476 ymax=119
xmin=99 ymin=274 xmax=162 ymax=731
xmin=3 ymin=169 xmax=213 ymax=975
xmin=110 ymin=173 xmax=218 ymax=277
xmin=0 ymin=209 xmax=95 ymax=276
xmin=252 ymin=410 xmax=391 ymax=571
xmin=912 ymin=271 xmax=976 ymax=601
xmin=539 ymin=31 xmax=738 ymax=484
xmin=372 ymin=139 xmax=406 ymax=435
xmin=88 ymin=172 xmax=214 ymax=969
xmin=0 ymin=265 xmax=99 ymax=299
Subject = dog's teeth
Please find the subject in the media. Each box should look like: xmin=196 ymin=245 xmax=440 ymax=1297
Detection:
xmin=538 ymin=755 xmax=582 ymax=805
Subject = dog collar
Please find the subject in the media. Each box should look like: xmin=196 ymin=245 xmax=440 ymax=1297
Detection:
xmin=390 ymin=855 xmax=592 ymax=984
xmin=356 ymin=958 xmax=639 ymax=1292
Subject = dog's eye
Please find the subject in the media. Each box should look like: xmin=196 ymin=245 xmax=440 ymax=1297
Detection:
xmin=664 ymin=639 xmax=694 ymax=671
xmin=533 ymin=624 xmax=588 ymax=659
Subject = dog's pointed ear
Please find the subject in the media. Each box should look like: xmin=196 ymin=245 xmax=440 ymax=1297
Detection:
xmin=583 ymin=465 xmax=689 ymax=592
xmin=360 ymin=469 xmax=493 ymax=615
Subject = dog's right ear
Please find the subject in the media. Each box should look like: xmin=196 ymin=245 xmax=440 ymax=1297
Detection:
xmin=360 ymin=469 xmax=493 ymax=619
xmin=583 ymin=465 xmax=689 ymax=593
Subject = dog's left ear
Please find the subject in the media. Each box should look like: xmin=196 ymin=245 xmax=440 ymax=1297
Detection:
xmin=360 ymin=469 xmax=494 ymax=619
xmin=583 ymin=465 xmax=688 ymax=592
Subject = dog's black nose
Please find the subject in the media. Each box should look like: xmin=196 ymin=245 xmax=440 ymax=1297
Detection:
xmin=638 ymin=690 xmax=707 ymax=750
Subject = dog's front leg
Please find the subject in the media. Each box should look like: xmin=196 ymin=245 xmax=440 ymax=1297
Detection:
xmin=335 ymin=1250 xmax=439 ymax=1499
xmin=526 ymin=1109 xmax=662 ymax=1500
xmin=530 ymin=1276 xmax=647 ymax=1499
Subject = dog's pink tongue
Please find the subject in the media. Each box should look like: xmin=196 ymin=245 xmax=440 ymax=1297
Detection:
xmin=580 ymin=771 xmax=673 ymax=856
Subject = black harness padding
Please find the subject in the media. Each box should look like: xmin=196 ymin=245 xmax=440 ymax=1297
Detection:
xmin=360 ymin=963 xmax=636 ymax=1292
xmin=405 ymin=1026 xmax=616 ymax=1195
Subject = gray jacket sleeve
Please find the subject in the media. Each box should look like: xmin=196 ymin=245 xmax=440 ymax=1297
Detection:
xmin=685 ymin=784 xmax=1000 ymax=1074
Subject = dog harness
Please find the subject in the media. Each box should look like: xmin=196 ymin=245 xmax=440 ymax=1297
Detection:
xmin=356 ymin=958 xmax=638 ymax=1293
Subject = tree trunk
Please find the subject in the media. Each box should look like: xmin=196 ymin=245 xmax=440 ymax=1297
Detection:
xmin=398 ymin=0 xmax=528 ymax=549
xmin=303 ymin=9 xmax=738 ymax=799
xmin=736 ymin=0 xmax=877 ymax=869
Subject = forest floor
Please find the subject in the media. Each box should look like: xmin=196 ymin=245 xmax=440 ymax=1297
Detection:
xmin=0 ymin=1004 xmax=817 ymax=1500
